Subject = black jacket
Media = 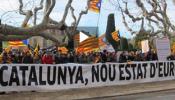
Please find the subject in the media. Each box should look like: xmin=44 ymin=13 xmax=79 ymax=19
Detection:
xmin=22 ymin=56 xmax=33 ymax=63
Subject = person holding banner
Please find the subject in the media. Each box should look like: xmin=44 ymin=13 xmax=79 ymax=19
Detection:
xmin=101 ymin=50 xmax=107 ymax=63
xmin=94 ymin=53 xmax=101 ymax=63
xmin=22 ymin=51 xmax=33 ymax=64
xmin=145 ymin=50 xmax=158 ymax=61
xmin=119 ymin=51 xmax=128 ymax=63
xmin=2 ymin=51 xmax=8 ymax=63
xmin=134 ymin=51 xmax=143 ymax=61
xmin=33 ymin=52 xmax=41 ymax=64
xmin=42 ymin=52 xmax=54 ymax=64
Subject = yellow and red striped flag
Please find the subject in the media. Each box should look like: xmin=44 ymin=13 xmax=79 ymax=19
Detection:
xmin=89 ymin=0 xmax=102 ymax=13
xmin=76 ymin=36 xmax=99 ymax=53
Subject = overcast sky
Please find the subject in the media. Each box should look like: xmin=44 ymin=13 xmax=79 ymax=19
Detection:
xmin=0 ymin=0 xmax=175 ymax=38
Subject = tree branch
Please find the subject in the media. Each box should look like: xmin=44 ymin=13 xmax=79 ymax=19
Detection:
xmin=70 ymin=5 xmax=77 ymax=26
xmin=65 ymin=0 xmax=90 ymax=39
xmin=75 ymin=0 xmax=90 ymax=27
xmin=0 ymin=0 xmax=90 ymax=46
xmin=123 ymin=1 xmax=142 ymax=22
xmin=21 ymin=11 xmax=33 ymax=27
xmin=33 ymin=0 xmax=44 ymax=25
xmin=19 ymin=0 xmax=33 ymax=27
xmin=117 ymin=0 xmax=135 ymax=34
xmin=0 ymin=34 xmax=30 ymax=41
xmin=19 ymin=0 xmax=26 ymax=15
xmin=43 ymin=0 xmax=56 ymax=23
xmin=61 ymin=0 xmax=73 ymax=23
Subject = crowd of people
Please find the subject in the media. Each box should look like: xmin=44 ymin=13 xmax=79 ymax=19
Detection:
xmin=0 ymin=48 xmax=161 ymax=64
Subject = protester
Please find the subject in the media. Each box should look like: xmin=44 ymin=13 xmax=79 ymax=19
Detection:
xmin=54 ymin=52 xmax=60 ymax=64
xmin=42 ymin=52 xmax=54 ymax=64
xmin=0 ymin=48 xmax=161 ymax=64
xmin=94 ymin=53 xmax=101 ymax=63
xmin=33 ymin=52 xmax=41 ymax=64
xmin=119 ymin=51 xmax=127 ymax=63
xmin=22 ymin=51 xmax=33 ymax=64
xmin=145 ymin=50 xmax=158 ymax=61
xmin=2 ymin=51 xmax=8 ymax=63
xmin=101 ymin=50 xmax=107 ymax=63
xmin=134 ymin=51 xmax=143 ymax=61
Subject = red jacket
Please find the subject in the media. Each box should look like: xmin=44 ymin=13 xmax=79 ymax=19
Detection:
xmin=42 ymin=55 xmax=54 ymax=64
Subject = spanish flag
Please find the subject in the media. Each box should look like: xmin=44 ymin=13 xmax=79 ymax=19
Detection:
xmin=89 ymin=0 xmax=102 ymax=13
xmin=111 ymin=31 xmax=120 ymax=42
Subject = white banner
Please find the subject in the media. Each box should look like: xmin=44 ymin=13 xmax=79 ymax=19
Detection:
xmin=0 ymin=61 xmax=175 ymax=92
xmin=156 ymin=38 xmax=171 ymax=60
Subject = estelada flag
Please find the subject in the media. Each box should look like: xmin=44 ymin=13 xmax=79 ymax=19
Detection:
xmin=111 ymin=31 xmax=120 ymax=42
xmin=89 ymin=0 xmax=102 ymax=13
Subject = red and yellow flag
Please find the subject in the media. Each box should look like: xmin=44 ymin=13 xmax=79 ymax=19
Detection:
xmin=8 ymin=41 xmax=26 ymax=46
xmin=89 ymin=0 xmax=102 ymax=13
xmin=76 ymin=36 xmax=99 ymax=53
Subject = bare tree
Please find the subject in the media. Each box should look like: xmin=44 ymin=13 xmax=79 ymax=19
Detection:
xmin=0 ymin=0 xmax=90 ymax=46
xmin=110 ymin=0 xmax=175 ymax=39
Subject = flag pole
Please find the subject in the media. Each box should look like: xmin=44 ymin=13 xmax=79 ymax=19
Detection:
xmin=96 ymin=0 xmax=102 ymax=38
xmin=96 ymin=12 xmax=101 ymax=37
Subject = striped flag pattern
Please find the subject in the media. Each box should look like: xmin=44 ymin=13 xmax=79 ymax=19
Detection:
xmin=74 ymin=33 xmax=108 ymax=53
xmin=75 ymin=36 xmax=99 ymax=53
xmin=8 ymin=41 xmax=26 ymax=46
